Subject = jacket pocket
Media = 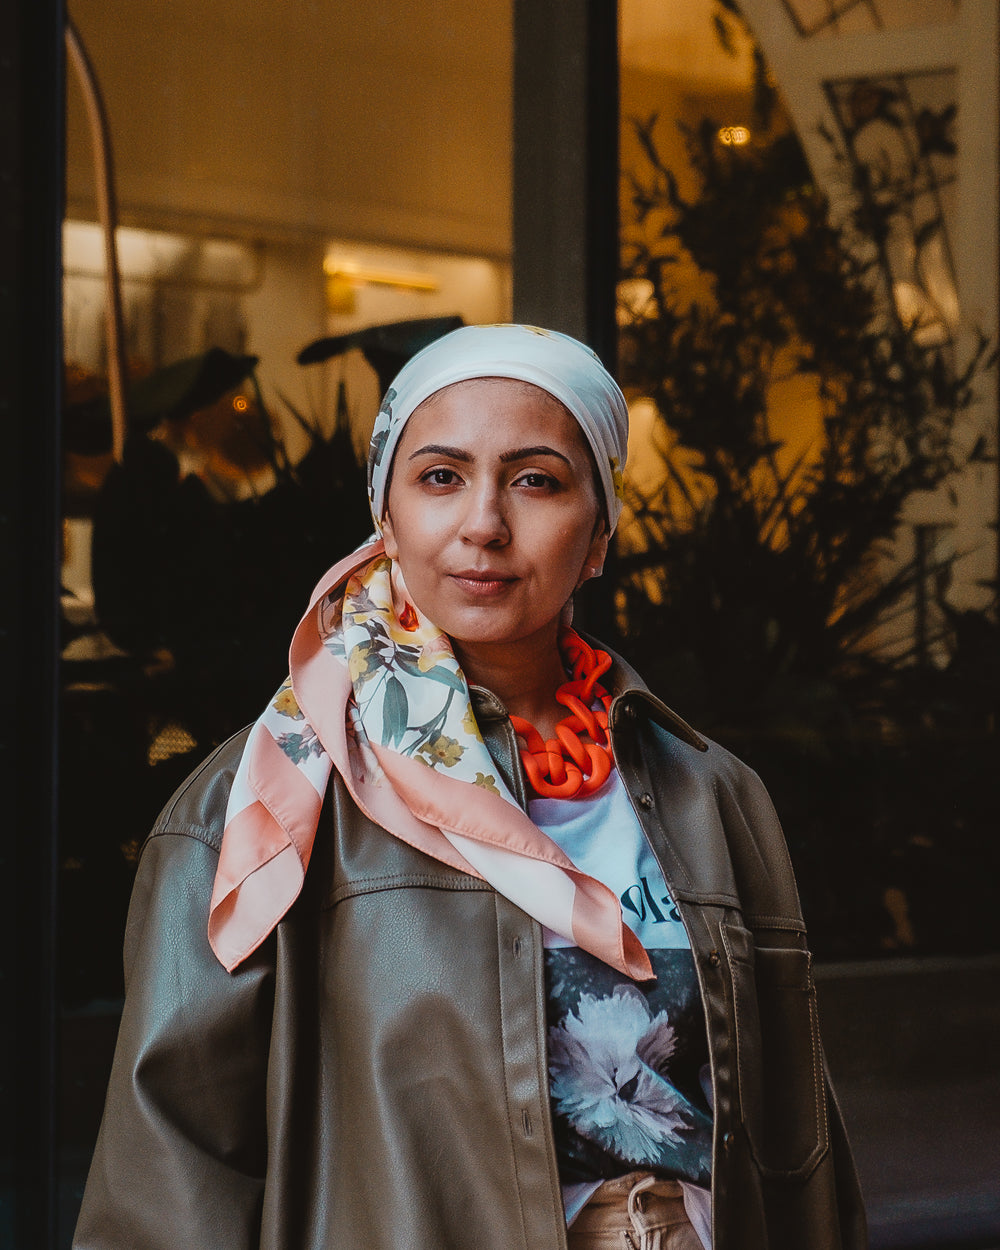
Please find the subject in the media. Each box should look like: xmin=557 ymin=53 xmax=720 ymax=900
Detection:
xmin=722 ymin=922 xmax=828 ymax=1179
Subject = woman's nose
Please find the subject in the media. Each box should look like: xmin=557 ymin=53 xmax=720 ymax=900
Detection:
xmin=459 ymin=485 xmax=510 ymax=545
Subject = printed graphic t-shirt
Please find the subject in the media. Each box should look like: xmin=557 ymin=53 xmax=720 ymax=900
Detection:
xmin=530 ymin=768 xmax=713 ymax=1241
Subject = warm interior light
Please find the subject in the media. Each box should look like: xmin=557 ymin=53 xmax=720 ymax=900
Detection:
xmin=717 ymin=125 xmax=751 ymax=146
xmin=322 ymin=255 xmax=440 ymax=293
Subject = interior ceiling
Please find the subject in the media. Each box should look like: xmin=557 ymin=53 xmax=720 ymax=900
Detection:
xmin=65 ymin=0 xmax=513 ymax=255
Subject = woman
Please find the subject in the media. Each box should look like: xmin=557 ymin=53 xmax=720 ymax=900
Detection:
xmin=75 ymin=325 xmax=867 ymax=1250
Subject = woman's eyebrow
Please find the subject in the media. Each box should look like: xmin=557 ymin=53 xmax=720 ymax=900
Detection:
xmin=407 ymin=443 xmax=571 ymax=465
xmin=407 ymin=443 xmax=471 ymax=461
xmin=499 ymin=445 xmax=571 ymax=465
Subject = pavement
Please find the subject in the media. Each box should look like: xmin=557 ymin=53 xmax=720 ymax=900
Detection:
xmin=836 ymin=1074 xmax=1000 ymax=1248
xmin=817 ymin=955 xmax=1000 ymax=1250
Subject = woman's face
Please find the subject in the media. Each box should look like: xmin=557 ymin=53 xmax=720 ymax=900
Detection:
xmin=381 ymin=377 xmax=609 ymax=654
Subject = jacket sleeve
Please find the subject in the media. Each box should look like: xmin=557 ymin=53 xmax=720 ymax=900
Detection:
xmin=73 ymin=771 xmax=275 ymax=1249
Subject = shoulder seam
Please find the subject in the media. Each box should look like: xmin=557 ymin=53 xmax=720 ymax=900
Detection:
xmin=147 ymin=822 xmax=224 ymax=855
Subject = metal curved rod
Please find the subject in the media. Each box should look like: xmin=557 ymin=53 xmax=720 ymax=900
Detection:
xmin=65 ymin=14 xmax=128 ymax=463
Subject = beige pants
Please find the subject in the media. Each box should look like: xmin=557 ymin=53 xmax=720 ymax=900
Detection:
xmin=567 ymin=1173 xmax=703 ymax=1250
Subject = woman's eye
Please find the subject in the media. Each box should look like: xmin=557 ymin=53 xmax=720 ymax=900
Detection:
xmin=421 ymin=467 xmax=460 ymax=486
xmin=515 ymin=471 xmax=557 ymax=489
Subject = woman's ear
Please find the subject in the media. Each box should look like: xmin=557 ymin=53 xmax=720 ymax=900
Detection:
xmin=578 ymin=525 xmax=610 ymax=588
xmin=381 ymin=511 xmax=399 ymax=559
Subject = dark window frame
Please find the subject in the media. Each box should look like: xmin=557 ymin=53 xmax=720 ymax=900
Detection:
xmin=1 ymin=0 xmax=64 ymax=1246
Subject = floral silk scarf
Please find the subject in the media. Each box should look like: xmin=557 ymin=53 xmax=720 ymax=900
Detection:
xmin=209 ymin=540 xmax=652 ymax=981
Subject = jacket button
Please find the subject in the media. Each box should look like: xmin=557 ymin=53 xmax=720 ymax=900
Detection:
xmin=707 ymin=949 xmax=721 ymax=967
xmin=638 ymin=792 xmax=653 ymax=809
xmin=722 ymin=1131 xmax=732 ymax=1151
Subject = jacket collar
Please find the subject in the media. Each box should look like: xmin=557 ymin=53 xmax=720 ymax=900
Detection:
xmin=468 ymin=635 xmax=709 ymax=753
xmin=590 ymin=637 xmax=709 ymax=753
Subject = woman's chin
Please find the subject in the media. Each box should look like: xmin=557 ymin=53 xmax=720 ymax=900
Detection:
xmin=446 ymin=612 xmax=563 ymax=655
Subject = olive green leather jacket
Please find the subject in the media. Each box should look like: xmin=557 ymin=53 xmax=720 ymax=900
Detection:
xmin=74 ymin=653 xmax=867 ymax=1250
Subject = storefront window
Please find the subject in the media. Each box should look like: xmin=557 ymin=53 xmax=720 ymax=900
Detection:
xmin=57 ymin=3 xmax=512 ymax=1239
xmin=616 ymin=0 xmax=998 ymax=959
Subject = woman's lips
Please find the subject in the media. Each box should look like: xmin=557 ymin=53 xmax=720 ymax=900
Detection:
xmin=450 ymin=571 xmax=518 ymax=597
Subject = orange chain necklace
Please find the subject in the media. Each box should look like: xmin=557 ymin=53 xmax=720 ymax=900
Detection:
xmin=509 ymin=628 xmax=615 ymax=800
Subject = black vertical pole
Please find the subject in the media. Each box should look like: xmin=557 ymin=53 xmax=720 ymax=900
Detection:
xmin=512 ymin=0 xmax=621 ymax=641
xmin=512 ymin=0 xmax=620 ymax=369
xmin=584 ymin=0 xmax=620 ymax=375
xmin=581 ymin=1 xmax=622 ymax=643
xmin=0 ymin=0 xmax=64 ymax=1245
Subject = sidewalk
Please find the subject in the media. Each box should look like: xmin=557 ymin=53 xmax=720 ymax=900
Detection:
xmin=817 ymin=955 xmax=1000 ymax=1250
xmin=836 ymin=1074 xmax=1000 ymax=1248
